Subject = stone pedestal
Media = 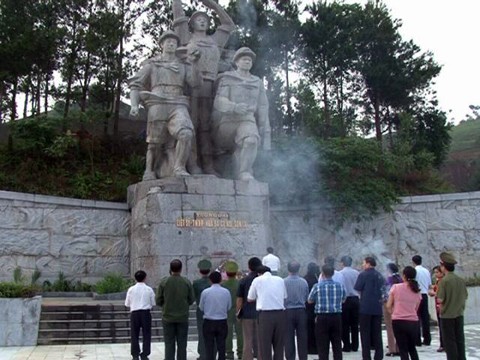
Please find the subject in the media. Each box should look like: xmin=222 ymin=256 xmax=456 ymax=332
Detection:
xmin=127 ymin=176 xmax=270 ymax=284
xmin=0 ymin=296 xmax=42 ymax=346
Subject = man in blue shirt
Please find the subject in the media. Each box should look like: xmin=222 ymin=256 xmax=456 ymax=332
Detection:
xmin=308 ymin=264 xmax=346 ymax=360
xmin=354 ymin=256 xmax=387 ymax=360
xmin=199 ymin=271 xmax=232 ymax=360
xmin=339 ymin=255 xmax=360 ymax=352
xmin=284 ymin=261 xmax=309 ymax=360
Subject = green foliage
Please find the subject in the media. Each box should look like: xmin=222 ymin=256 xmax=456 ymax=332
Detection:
xmin=94 ymin=273 xmax=133 ymax=294
xmin=449 ymin=117 xmax=480 ymax=153
xmin=72 ymin=281 xmax=94 ymax=292
xmin=319 ymin=137 xmax=400 ymax=224
xmin=42 ymin=272 xmax=93 ymax=292
xmin=31 ymin=268 xmax=42 ymax=285
xmin=0 ymin=282 xmax=38 ymax=298
xmin=464 ymin=276 xmax=480 ymax=287
xmin=0 ymin=114 xmax=145 ymax=201
xmin=8 ymin=117 xmax=59 ymax=153
xmin=44 ymin=272 xmax=73 ymax=292
xmin=0 ymin=266 xmax=42 ymax=297
xmin=44 ymin=133 xmax=78 ymax=158
xmin=12 ymin=266 xmax=42 ymax=286
xmin=298 ymin=0 xmax=450 ymax=168
xmin=13 ymin=267 xmax=25 ymax=284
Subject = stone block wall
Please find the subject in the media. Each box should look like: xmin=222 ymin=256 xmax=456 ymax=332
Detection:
xmin=271 ymin=192 xmax=480 ymax=277
xmin=0 ymin=296 xmax=42 ymax=346
xmin=0 ymin=191 xmax=130 ymax=283
xmin=128 ymin=177 xmax=271 ymax=285
xmin=1 ymin=189 xmax=480 ymax=282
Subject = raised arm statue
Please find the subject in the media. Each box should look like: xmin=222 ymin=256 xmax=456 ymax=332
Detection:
xmin=172 ymin=0 xmax=235 ymax=176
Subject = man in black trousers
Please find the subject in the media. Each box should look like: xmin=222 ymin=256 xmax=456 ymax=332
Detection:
xmin=247 ymin=265 xmax=287 ymax=360
xmin=199 ymin=271 xmax=232 ymax=360
xmin=125 ymin=270 xmax=156 ymax=360
xmin=412 ymin=254 xmax=432 ymax=346
xmin=308 ymin=264 xmax=346 ymax=360
xmin=339 ymin=255 xmax=360 ymax=352
xmin=354 ymin=257 xmax=387 ymax=360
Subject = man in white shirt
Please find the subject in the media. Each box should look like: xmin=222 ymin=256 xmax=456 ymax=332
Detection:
xmin=248 ymin=265 xmax=287 ymax=360
xmin=262 ymin=247 xmax=280 ymax=275
xmin=125 ymin=270 xmax=156 ymax=360
xmin=412 ymin=254 xmax=432 ymax=346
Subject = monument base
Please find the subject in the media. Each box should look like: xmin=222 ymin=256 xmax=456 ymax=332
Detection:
xmin=127 ymin=176 xmax=270 ymax=284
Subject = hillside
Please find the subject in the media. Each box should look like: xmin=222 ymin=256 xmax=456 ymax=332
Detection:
xmin=442 ymin=118 xmax=480 ymax=191
xmin=0 ymin=114 xmax=477 ymax=199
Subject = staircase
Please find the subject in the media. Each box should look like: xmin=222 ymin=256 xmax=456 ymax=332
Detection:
xmin=37 ymin=301 xmax=198 ymax=345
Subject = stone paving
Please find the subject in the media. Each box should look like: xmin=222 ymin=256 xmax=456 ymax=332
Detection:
xmin=1 ymin=324 xmax=479 ymax=360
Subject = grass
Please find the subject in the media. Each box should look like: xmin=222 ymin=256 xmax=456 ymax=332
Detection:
xmin=448 ymin=119 xmax=480 ymax=155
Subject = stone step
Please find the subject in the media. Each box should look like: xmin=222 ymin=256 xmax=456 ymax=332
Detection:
xmin=36 ymin=333 xmax=200 ymax=345
xmin=37 ymin=303 xmax=199 ymax=345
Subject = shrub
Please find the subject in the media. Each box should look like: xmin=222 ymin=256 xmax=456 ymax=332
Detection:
xmin=42 ymin=273 xmax=94 ymax=292
xmin=48 ymin=272 xmax=73 ymax=292
xmin=0 ymin=267 xmax=42 ymax=297
xmin=465 ymin=276 xmax=480 ymax=287
xmin=42 ymin=271 xmax=93 ymax=292
xmin=94 ymin=273 xmax=132 ymax=294
xmin=0 ymin=282 xmax=38 ymax=298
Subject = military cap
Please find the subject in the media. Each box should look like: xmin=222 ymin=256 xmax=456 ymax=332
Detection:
xmin=188 ymin=11 xmax=210 ymax=27
xmin=224 ymin=260 xmax=239 ymax=273
xmin=233 ymin=47 xmax=256 ymax=64
xmin=159 ymin=30 xmax=180 ymax=45
xmin=197 ymin=259 xmax=212 ymax=271
xmin=440 ymin=252 xmax=457 ymax=265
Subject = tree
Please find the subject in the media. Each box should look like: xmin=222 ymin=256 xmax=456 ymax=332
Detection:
xmin=0 ymin=0 xmax=59 ymax=121
xmin=226 ymin=0 xmax=301 ymax=136
xmin=355 ymin=2 xmax=442 ymax=143
xmin=301 ymin=1 xmax=362 ymax=139
xmin=318 ymin=136 xmax=400 ymax=224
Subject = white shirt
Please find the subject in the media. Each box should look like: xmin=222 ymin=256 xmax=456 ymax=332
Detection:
xmin=415 ymin=265 xmax=432 ymax=294
xmin=247 ymin=272 xmax=287 ymax=311
xmin=262 ymin=253 xmax=281 ymax=272
xmin=125 ymin=282 xmax=156 ymax=312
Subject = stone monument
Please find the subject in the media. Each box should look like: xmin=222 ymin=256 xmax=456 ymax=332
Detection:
xmin=127 ymin=0 xmax=271 ymax=283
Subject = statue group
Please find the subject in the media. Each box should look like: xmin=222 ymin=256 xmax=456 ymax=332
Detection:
xmin=129 ymin=0 xmax=271 ymax=182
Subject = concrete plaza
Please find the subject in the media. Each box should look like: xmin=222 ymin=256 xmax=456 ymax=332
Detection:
xmin=1 ymin=324 xmax=480 ymax=360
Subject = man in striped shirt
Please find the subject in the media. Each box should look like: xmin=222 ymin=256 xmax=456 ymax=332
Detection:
xmin=308 ymin=264 xmax=346 ymax=360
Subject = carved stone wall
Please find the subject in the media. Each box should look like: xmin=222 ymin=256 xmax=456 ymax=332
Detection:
xmin=1 ymin=190 xmax=479 ymax=283
xmin=271 ymin=192 xmax=480 ymax=277
xmin=0 ymin=191 xmax=130 ymax=283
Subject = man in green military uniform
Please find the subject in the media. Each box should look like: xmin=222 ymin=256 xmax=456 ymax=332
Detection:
xmin=222 ymin=260 xmax=243 ymax=360
xmin=193 ymin=259 xmax=213 ymax=360
xmin=156 ymin=259 xmax=195 ymax=360
xmin=437 ymin=252 xmax=468 ymax=360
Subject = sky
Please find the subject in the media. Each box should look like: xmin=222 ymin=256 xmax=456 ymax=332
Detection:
xmin=217 ymin=0 xmax=480 ymax=124
xmin=362 ymin=0 xmax=480 ymax=124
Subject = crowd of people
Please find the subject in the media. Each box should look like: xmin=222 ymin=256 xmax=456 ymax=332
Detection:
xmin=124 ymin=249 xmax=468 ymax=360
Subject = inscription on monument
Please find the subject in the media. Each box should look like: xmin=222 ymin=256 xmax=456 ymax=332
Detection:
xmin=176 ymin=211 xmax=247 ymax=228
